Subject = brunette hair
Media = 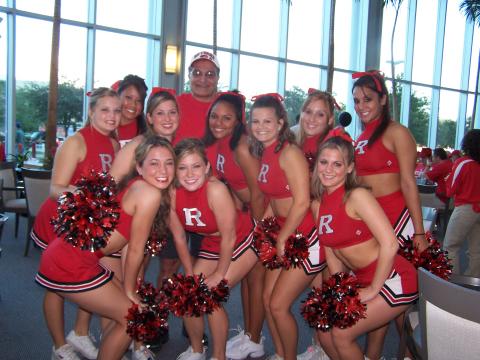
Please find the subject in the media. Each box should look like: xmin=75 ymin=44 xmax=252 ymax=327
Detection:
xmin=202 ymin=91 xmax=246 ymax=151
xmin=461 ymin=129 xmax=480 ymax=163
xmin=297 ymin=90 xmax=336 ymax=147
xmin=311 ymin=136 xmax=362 ymax=201
xmin=248 ymin=95 xmax=295 ymax=158
xmin=145 ymin=90 xmax=179 ymax=137
xmin=352 ymin=71 xmax=391 ymax=147
xmin=118 ymin=74 xmax=148 ymax=135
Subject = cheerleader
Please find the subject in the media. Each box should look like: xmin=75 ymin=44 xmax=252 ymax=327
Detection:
xmin=36 ymin=136 xmax=175 ymax=360
xmin=31 ymin=88 xmax=120 ymax=360
xmin=312 ymin=136 xmax=417 ymax=360
xmin=202 ymin=91 xmax=266 ymax=359
xmin=249 ymin=94 xmax=325 ymax=360
xmin=352 ymin=71 xmax=428 ymax=359
xmin=171 ymin=138 xmax=259 ymax=360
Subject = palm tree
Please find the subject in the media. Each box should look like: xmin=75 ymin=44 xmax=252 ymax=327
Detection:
xmin=45 ymin=0 xmax=61 ymax=168
xmin=460 ymin=0 xmax=480 ymax=129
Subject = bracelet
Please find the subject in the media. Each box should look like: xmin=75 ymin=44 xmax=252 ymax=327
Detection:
xmin=413 ymin=233 xmax=425 ymax=236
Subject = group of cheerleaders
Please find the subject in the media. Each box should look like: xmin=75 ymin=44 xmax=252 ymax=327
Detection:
xmin=33 ymin=69 xmax=428 ymax=360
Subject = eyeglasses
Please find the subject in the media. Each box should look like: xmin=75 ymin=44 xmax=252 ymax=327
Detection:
xmin=189 ymin=68 xmax=218 ymax=79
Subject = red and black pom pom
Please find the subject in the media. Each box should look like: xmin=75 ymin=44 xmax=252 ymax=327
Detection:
xmin=398 ymin=231 xmax=452 ymax=280
xmin=146 ymin=228 xmax=168 ymax=256
xmin=161 ymin=273 xmax=229 ymax=317
xmin=126 ymin=281 xmax=169 ymax=342
xmin=283 ymin=232 xmax=309 ymax=269
xmin=301 ymin=272 xmax=366 ymax=331
xmin=51 ymin=171 xmax=120 ymax=251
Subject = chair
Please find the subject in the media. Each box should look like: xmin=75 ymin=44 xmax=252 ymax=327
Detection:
xmin=21 ymin=167 xmax=52 ymax=256
xmin=397 ymin=268 xmax=480 ymax=359
xmin=0 ymin=161 xmax=28 ymax=237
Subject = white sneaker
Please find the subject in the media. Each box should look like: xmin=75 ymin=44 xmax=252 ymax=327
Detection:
xmin=226 ymin=325 xmax=247 ymax=351
xmin=66 ymin=330 xmax=98 ymax=360
xmin=297 ymin=343 xmax=329 ymax=360
xmin=132 ymin=345 xmax=156 ymax=360
xmin=176 ymin=346 xmax=207 ymax=360
xmin=265 ymin=354 xmax=284 ymax=360
xmin=226 ymin=334 xmax=265 ymax=359
xmin=51 ymin=344 xmax=82 ymax=360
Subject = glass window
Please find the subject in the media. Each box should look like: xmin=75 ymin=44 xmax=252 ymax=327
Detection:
xmin=469 ymin=27 xmax=480 ymax=93
xmin=412 ymin=0 xmax=438 ymax=85
xmin=15 ymin=0 xmax=54 ymax=16
xmin=94 ymin=31 xmax=147 ymax=87
xmin=96 ymin=0 xmax=151 ymax=33
xmin=59 ymin=24 xmax=87 ymax=84
xmin=238 ymin=55 xmax=277 ymax=101
xmin=466 ymin=94 xmax=476 ymax=132
xmin=380 ymin=2 xmax=408 ymax=79
xmin=441 ymin=0 xmax=465 ymax=89
xmin=333 ymin=1 xmax=353 ymax=70
xmin=183 ymin=45 xmax=231 ymax=92
xmin=287 ymin=0 xmax=323 ymax=64
xmin=186 ymin=0 xmax=234 ymax=49
xmin=241 ymin=0 xmax=281 ymax=57
xmin=408 ymin=86 xmax=431 ymax=146
xmin=437 ymin=90 xmax=459 ymax=148
xmin=0 ymin=11 xmax=6 ymax=138
xmin=61 ymin=0 xmax=89 ymax=23
xmin=285 ymin=63 xmax=320 ymax=94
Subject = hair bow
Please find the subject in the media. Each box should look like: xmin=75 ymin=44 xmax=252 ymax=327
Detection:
xmin=324 ymin=127 xmax=354 ymax=145
xmin=149 ymin=87 xmax=177 ymax=99
xmin=86 ymin=91 xmax=92 ymax=97
xmin=351 ymin=70 xmax=384 ymax=93
xmin=110 ymin=80 xmax=122 ymax=92
xmin=251 ymin=93 xmax=284 ymax=103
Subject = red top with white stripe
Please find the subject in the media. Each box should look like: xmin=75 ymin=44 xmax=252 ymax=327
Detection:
xmin=446 ymin=156 xmax=480 ymax=211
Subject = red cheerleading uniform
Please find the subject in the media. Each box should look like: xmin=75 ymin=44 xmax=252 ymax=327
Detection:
xmin=301 ymin=134 xmax=322 ymax=158
xmin=354 ymin=120 xmax=414 ymax=247
xmin=205 ymin=143 xmax=219 ymax=178
xmin=31 ymin=127 xmax=116 ymax=250
xmin=425 ymin=159 xmax=452 ymax=203
xmin=215 ymin=135 xmax=247 ymax=191
xmin=317 ymin=185 xmax=418 ymax=306
xmin=257 ymin=141 xmax=290 ymax=199
xmin=35 ymin=179 xmax=135 ymax=292
xmin=447 ymin=156 xmax=480 ymax=211
xmin=175 ymin=180 xmax=255 ymax=260
xmin=175 ymin=93 xmax=213 ymax=141
xmin=118 ymin=120 xmax=138 ymax=148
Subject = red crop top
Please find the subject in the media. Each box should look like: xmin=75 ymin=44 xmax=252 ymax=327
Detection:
xmin=257 ymin=141 xmax=291 ymax=199
xmin=215 ymin=136 xmax=247 ymax=191
xmin=355 ymin=119 xmax=400 ymax=176
xmin=175 ymin=180 xmax=219 ymax=234
xmin=115 ymin=178 xmax=136 ymax=240
xmin=317 ymin=185 xmax=373 ymax=249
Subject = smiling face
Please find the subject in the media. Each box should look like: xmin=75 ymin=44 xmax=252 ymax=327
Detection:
xmin=146 ymin=99 xmax=179 ymax=141
xmin=189 ymin=59 xmax=219 ymax=102
xmin=88 ymin=95 xmax=121 ymax=135
xmin=250 ymin=107 xmax=283 ymax=147
xmin=208 ymin=101 xmax=238 ymax=140
xmin=176 ymin=151 xmax=210 ymax=192
xmin=316 ymin=147 xmax=354 ymax=193
xmin=119 ymin=85 xmax=144 ymax=124
xmin=136 ymin=145 xmax=175 ymax=190
xmin=353 ymin=86 xmax=386 ymax=125
xmin=300 ymin=98 xmax=334 ymax=137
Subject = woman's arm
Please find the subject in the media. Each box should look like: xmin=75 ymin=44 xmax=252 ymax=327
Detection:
xmin=49 ymin=133 xmax=86 ymax=198
xmin=277 ymin=145 xmax=311 ymax=253
xmin=109 ymin=135 xmax=143 ymax=183
xmin=349 ymin=188 xmax=398 ymax=302
xmin=207 ymin=179 xmax=237 ymax=287
xmin=169 ymin=191 xmax=194 ymax=276
xmin=235 ymin=139 xmax=265 ymax=221
xmin=391 ymin=125 xmax=428 ymax=251
xmin=324 ymin=246 xmax=344 ymax=275
xmin=123 ymin=182 xmax=162 ymax=303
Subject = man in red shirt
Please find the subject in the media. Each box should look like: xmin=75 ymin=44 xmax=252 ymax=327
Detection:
xmin=425 ymin=147 xmax=452 ymax=203
xmin=175 ymin=51 xmax=220 ymax=141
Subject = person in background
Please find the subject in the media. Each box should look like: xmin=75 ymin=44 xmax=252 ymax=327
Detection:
xmin=443 ymin=129 xmax=480 ymax=278
xmin=175 ymin=51 xmax=220 ymax=141
xmin=32 ymin=88 xmax=121 ymax=360
xmin=425 ymin=147 xmax=452 ymax=204
xmin=115 ymin=74 xmax=148 ymax=147
xmin=201 ymin=91 xmax=266 ymax=360
xmin=312 ymin=136 xmax=417 ymax=360
xmin=36 ymin=136 xmax=176 ymax=360
xmin=449 ymin=149 xmax=462 ymax=162
xmin=16 ymin=122 xmax=26 ymax=154
xmin=414 ymin=147 xmax=432 ymax=178
xmin=352 ymin=70 xmax=428 ymax=359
